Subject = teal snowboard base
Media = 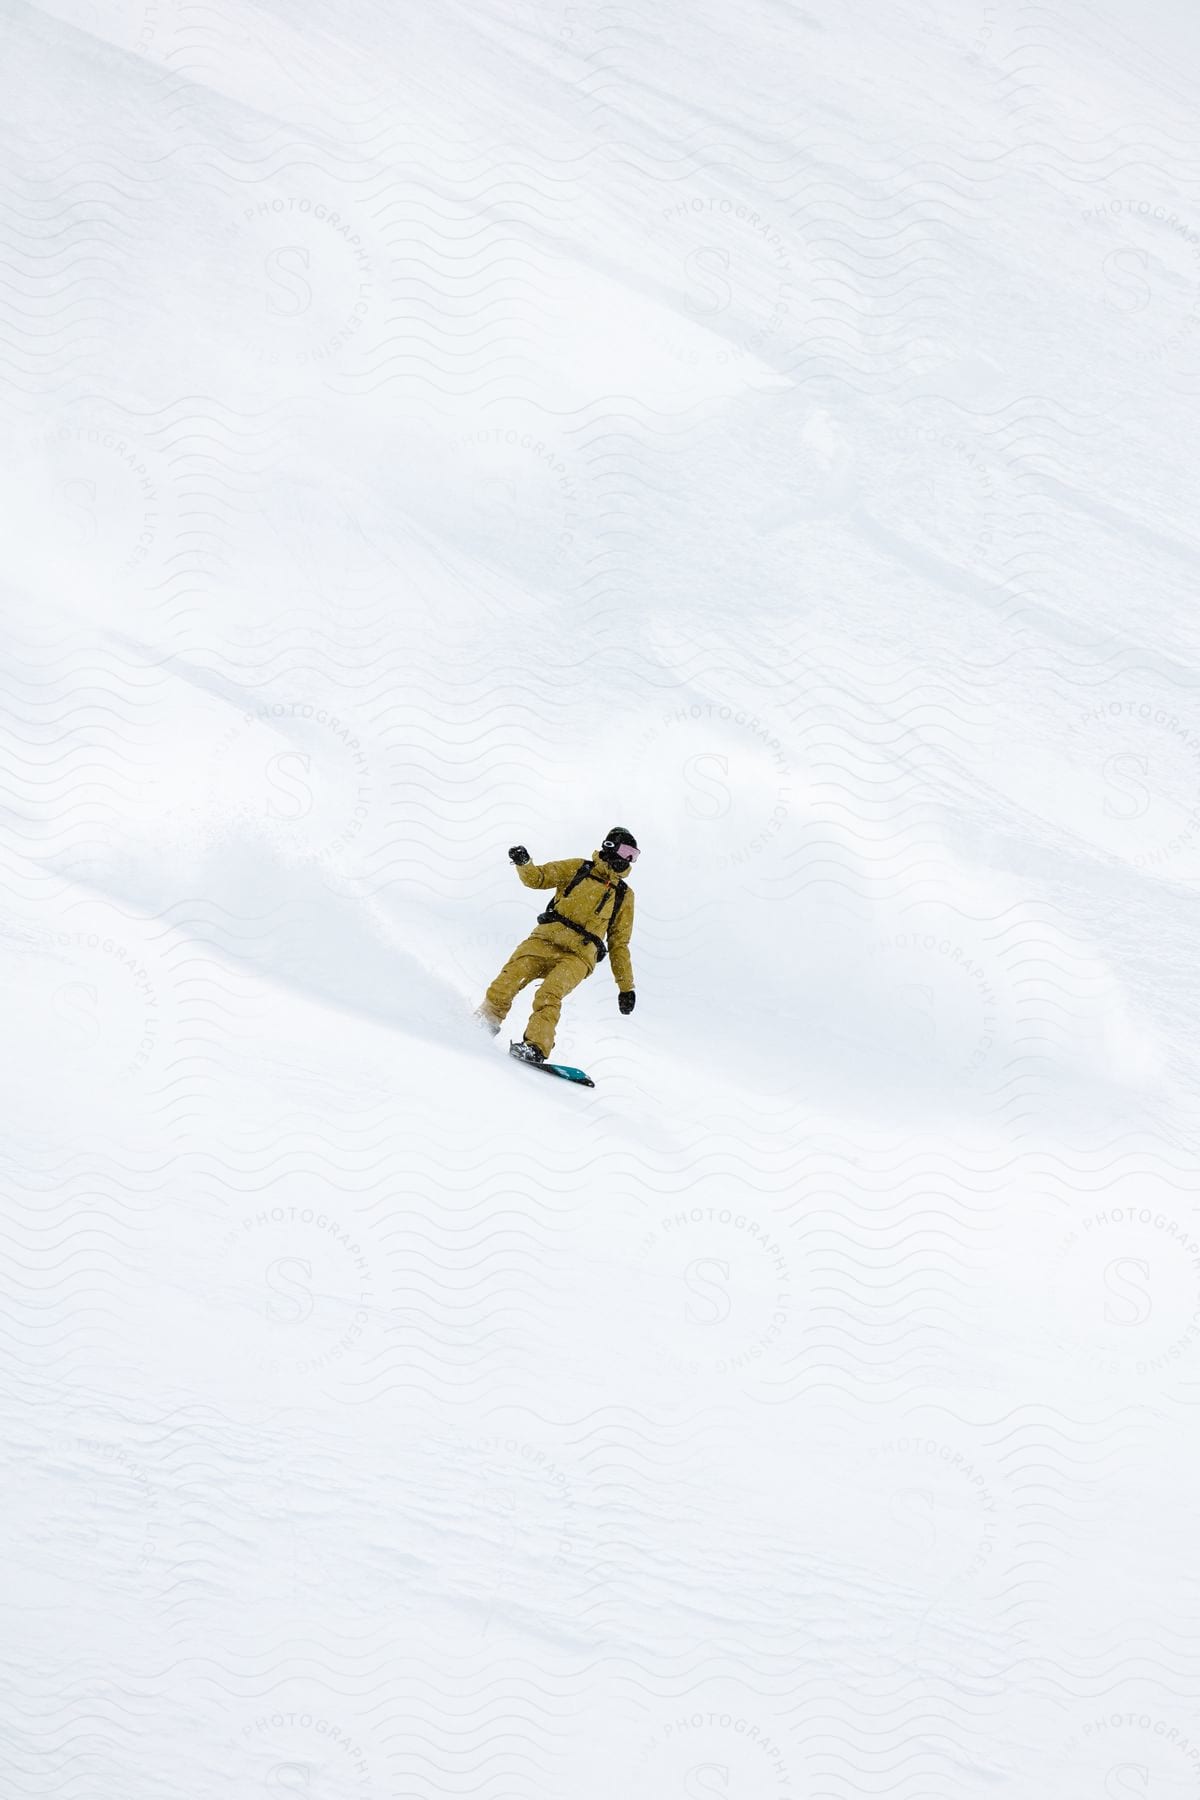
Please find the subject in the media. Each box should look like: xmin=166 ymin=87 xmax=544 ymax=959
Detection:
xmin=509 ymin=1043 xmax=595 ymax=1087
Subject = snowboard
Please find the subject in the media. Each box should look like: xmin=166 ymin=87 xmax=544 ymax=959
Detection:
xmin=509 ymin=1043 xmax=594 ymax=1087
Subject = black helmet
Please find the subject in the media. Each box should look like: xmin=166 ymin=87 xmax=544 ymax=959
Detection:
xmin=600 ymin=826 xmax=639 ymax=869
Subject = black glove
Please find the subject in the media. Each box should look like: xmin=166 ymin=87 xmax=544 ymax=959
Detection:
xmin=618 ymin=990 xmax=636 ymax=1015
xmin=508 ymin=845 xmax=531 ymax=865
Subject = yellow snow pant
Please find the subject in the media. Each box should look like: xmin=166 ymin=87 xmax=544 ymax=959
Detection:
xmin=484 ymin=933 xmax=592 ymax=1057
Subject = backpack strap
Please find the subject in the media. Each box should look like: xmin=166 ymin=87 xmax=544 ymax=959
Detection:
xmin=562 ymin=860 xmax=594 ymax=899
xmin=608 ymin=880 xmax=629 ymax=932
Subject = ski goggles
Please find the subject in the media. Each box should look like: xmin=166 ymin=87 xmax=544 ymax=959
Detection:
xmin=614 ymin=842 xmax=639 ymax=863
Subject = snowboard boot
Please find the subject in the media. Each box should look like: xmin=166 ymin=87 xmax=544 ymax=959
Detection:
xmin=509 ymin=1039 xmax=545 ymax=1065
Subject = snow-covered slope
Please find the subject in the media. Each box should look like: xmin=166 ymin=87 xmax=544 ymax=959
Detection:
xmin=4 ymin=0 xmax=1200 ymax=1793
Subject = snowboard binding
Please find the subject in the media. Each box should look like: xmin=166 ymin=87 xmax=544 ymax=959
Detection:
xmin=508 ymin=1040 xmax=594 ymax=1086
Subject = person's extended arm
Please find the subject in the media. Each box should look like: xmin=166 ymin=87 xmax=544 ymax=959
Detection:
xmin=508 ymin=847 xmax=580 ymax=891
xmin=609 ymin=888 xmax=635 ymax=995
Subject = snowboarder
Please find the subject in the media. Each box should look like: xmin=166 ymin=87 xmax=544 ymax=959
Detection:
xmin=477 ymin=828 xmax=639 ymax=1064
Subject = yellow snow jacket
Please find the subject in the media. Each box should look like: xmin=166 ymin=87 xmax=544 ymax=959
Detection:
xmin=516 ymin=853 xmax=636 ymax=990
